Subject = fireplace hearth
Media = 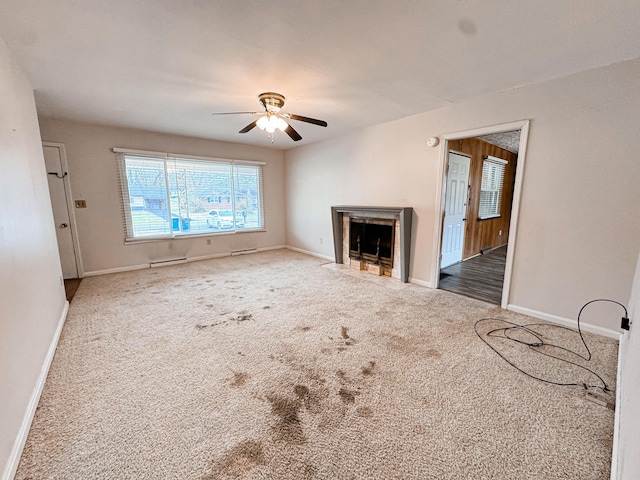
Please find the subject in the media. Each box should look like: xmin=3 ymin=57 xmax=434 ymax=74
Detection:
xmin=331 ymin=206 xmax=413 ymax=282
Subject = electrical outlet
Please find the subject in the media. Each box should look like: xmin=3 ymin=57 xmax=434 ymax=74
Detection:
xmin=75 ymin=200 xmax=87 ymax=208
xmin=622 ymin=317 xmax=630 ymax=331
xmin=206 ymin=239 xmax=211 ymax=246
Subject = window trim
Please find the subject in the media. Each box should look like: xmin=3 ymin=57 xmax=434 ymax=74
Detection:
xmin=478 ymin=156 xmax=507 ymax=221
xmin=115 ymin=148 xmax=266 ymax=243
xmin=113 ymin=147 xmax=266 ymax=167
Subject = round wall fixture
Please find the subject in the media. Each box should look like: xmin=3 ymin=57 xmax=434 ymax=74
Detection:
xmin=427 ymin=137 xmax=440 ymax=147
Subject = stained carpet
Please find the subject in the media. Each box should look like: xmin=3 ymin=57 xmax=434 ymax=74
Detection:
xmin=17 ymin=249 xmax=618 ymax=479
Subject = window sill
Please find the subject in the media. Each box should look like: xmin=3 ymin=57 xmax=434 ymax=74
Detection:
xmin=124 ymin=228 xmax=267 ymax=244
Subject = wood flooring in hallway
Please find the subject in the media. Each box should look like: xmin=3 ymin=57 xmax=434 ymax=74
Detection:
xmin=438 ymin=246 xmax=507 ymax=305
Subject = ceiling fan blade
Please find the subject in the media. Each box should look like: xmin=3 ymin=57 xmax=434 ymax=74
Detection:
xmin=287 ymin=113 xmax=328 ymax=127
xmin=284 ymin=124 xmax=302 ymax=141
xmin=239 ymin=120 xmax=259 ymax=133
xmin=211 ymin=111 xmax=260 ymax=116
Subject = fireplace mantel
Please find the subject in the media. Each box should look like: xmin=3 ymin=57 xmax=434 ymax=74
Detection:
xmin=331 ymin=206 xmax=413 ymax=283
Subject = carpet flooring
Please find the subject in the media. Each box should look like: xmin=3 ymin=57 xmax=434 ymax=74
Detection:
xmin=17 ymin=249 xmax=618 ymax=479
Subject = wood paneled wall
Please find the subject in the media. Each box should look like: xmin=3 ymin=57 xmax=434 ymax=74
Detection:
xmin=447 ymin=137 xmax=517 ymax=260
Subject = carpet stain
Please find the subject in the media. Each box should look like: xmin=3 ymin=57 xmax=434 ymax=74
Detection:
xmin=341 ymin=326 xmax=350 ymax=339
xmin=338 ymin=388 xmax=359 ymax=404
xmin=267 ymin=394 xmax=306 ymax=444
xmin=205 ymin=439 xmax=265 ymax=479
xmin=294 ymin=384 xmax=309 ymax=400
xmin=425 ymin=349 xmax=442 ymax=358
xmin=295 ymin=384 xmax=324 ymax=412
xmin=361 ymin=361 xmax=376 ymax=376
xmin=385 ymin=333 xmax=415 ymax=353
xmin=303 ymin=464 xmax=317 ymax=478
xmin=356 ymin=406 xmax=373 ymax=418
xmin=230 ymin=372 xmax=249 ymax=388
xmin=196 ymin=322 xmax=224 ymax=329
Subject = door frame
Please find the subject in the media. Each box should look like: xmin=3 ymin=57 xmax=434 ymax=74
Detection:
xmin=43 ymin=142 xmax=84 ymax=278
xmin=431 ymin=120 xmax=530 ymax=308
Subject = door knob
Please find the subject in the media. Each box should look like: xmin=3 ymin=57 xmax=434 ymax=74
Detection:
xmin=60 ymin=223 xmax=69 ymax=228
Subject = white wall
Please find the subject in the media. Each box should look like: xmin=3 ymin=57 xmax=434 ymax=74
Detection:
xmin=617 ymin=250 xmax=640 ymax=479
xmin=285 ymin=57 xmax=640 ymax=331
xmin=0 ymin=38 xmax=67 ymax=478
xmin=38 ymin=119 xmax=286 ymax=275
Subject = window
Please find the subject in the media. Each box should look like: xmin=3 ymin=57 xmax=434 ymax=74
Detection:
xmin=478 ymin=156 xmax=507 ymax=220
xmin=116 ymin=149 xmax=264 ymax=241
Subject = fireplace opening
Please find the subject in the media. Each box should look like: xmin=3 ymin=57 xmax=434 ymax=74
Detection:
xmin=349 ymin=217 xmax=395 ymax=267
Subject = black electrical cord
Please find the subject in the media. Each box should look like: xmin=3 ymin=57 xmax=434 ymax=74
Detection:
xmin=474 ymin=299 xmax=628 ymax=394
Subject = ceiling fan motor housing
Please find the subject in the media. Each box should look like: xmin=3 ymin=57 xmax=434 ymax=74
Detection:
xmin=259 ymin=92 xmax=285 ymax=113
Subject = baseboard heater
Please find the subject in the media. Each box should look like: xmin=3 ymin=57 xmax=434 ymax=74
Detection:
xmin=231 ymin=248 xmax=258 ymax=256
xmin=149 ymin=257 xmax=187 ymax=268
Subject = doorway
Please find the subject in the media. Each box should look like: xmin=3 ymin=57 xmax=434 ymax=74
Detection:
xmin=433 ymin=121 xmax=529 ymax=307
xmin=42 ymin=142 xmax=82 ymax=279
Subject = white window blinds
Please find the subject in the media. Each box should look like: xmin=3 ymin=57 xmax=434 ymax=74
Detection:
xmin=115 ymin=149 xmax=265 ymax=241
xmin=478 ymin=156 xmax=507 ymax=220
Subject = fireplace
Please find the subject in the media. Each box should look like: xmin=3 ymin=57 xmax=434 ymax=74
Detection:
xmin=349 ymin=217 xmax=395 ymax=267
xmin=331 ymin=206 xmax=413 ymax=282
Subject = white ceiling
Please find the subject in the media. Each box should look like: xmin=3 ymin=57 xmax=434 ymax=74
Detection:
xmin=2 ymin=0 xmax=640 ymax=149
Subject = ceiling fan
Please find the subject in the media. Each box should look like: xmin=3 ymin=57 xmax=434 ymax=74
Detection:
xmin=212 ymin=92 xmax=327 ymax=142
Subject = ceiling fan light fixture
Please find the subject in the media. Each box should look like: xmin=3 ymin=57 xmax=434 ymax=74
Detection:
xmin=216 ymin=91 xmax=326 ymax=142
xmin=256 ymin=115 xmax=269 ymax=130
xmin=275 ymin=116 xmax=288 ymax=131
xmin=258 ymin=92 xmax=285 ymax=113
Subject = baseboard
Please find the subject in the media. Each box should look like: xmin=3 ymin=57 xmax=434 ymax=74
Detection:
xmin=2 ymin=301 xmax=69 ymax=480
xmin=408 ymin=277 xmax=432 ymax=288
xmin=507 ymin=304 xmax=621 ymax=340
xmin=84 ymin=246 xmax=288 ymax=276
xmin=83 ymin=263 xmax=150 ymax=276
xmin=285 ymin=245 xmax=335 ymax=262
xmin=610 ymin=332 xmax=627 ymax=480
xmin=185 ymin=252 xmax=231 ymax=263
xmin=256 ymin=245 xmax=286 ymax=253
